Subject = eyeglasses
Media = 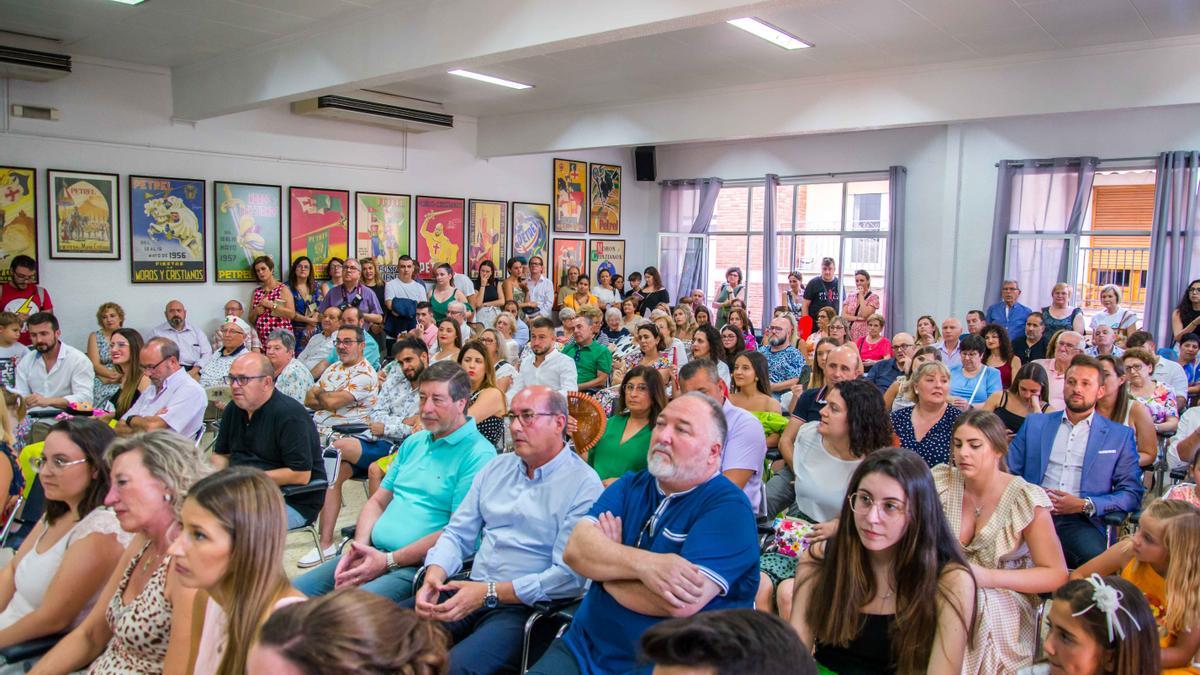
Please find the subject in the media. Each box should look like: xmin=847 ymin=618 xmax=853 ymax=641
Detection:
xmin=847 ymin=491 xmax=907 ymax=520
xmin=624 ymin=383 xmax=649 ymax=393
xmin=11 ymin=272 xmax=34 ymax=283
xmin=503 ymin=411 xmax=558 ymax=426
xmin=33 ymin=455 xmax=88 ymax=473
xmin=334 ymin=338 xmax=363 ymax=346
xmin=893 ymin=343 xmax=915 ymax=349
xmin=1058 ymin=343 xmax=1081 ymax=352
xmin=140 ymin=357 xmax=169 ymax=371
xmin=225 ymin=374 xmax=269 ymax=387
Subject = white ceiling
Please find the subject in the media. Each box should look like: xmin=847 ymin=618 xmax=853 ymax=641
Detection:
xmin=3 ymin=0 xmax=1200 ymax=119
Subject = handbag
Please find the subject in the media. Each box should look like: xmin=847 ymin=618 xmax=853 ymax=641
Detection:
xmin=771 ymin=515 xmax=815 ymax=558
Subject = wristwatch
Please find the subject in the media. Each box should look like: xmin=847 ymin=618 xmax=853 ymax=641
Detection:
xmin=385 ymin=550 xmax=399 ymax=571
xmin=1082 ymin=498 xmax=1096 ymax=517
xmin=485 ymin=581 xmax=499 ymax=609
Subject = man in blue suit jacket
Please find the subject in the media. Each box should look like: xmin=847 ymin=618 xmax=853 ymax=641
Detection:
xmin=1007 ymin=354 xmax=1143 ymax=568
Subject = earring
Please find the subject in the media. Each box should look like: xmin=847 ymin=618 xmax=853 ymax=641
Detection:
xmin=163 ymin=494 xmax=171 ymax=502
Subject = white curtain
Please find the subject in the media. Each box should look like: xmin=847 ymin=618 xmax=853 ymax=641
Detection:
xmin=659 ymin=178 xmax=723 ymax=302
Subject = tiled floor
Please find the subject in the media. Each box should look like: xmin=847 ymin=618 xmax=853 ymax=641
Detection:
xmin=282 ymin=480 xmax=370 ymax=578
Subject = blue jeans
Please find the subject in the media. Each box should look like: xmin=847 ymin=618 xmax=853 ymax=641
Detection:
xmin=294 ymin=555 xmax=417 ymax=603
xmin=525 ymin=639 xmax=582 ymax=675
xmin=398 ymin=595 xmax=534 ymax=675
xmin=284 ymin=505 xmax=307 ymax=530
xmin=1053 ymin=514 xmax=1108 ymax=569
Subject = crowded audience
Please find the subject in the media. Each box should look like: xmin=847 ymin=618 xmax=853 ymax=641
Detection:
xmin=4 ymin=256 xmax=1200 ymax=675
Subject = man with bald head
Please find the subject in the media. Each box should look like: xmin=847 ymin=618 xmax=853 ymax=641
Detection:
xmin=527 ymin=392 xmax=759 ymax=675
xmin=1034 ymin=330 xmax=1084 ymax=410
xmin=150 ymin=299 xmax=212 ymax=373
xmin=766 ymin=344 xmax=864 ymax=516
xmin=116 ymin=337 xmax=207 ymax=439
xmin=937 ymin=316 xmax=963 ymax=368
xmin=865 ymin=332 xmax=915 ymax=392
xmin=211 ymin=352 xmax=324 ymax=529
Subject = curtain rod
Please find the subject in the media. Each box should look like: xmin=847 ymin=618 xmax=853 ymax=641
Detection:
xmin=992 ymin=156 xmax=1157 ymax=168
xmin=659 ymin=168 xmax=886 ymax=187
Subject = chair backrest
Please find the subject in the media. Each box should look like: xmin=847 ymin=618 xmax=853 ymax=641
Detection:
xmin=322 ymin=446 xmax=341 ymax=484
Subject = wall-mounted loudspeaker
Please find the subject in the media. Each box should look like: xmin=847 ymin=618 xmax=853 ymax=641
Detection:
xmin=634 ymin=146 xmax=656 ymax=182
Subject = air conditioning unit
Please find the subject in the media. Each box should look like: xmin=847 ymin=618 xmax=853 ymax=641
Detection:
xmin=0 ymin=46 xmax=71 ymax=82
xmin=291 ymin=95 xmax=453 ymax=133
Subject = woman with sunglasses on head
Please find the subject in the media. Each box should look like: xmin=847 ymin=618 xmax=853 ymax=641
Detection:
xmin=790 ymin=448 xmax=975 ymax=675
xmin=934 ymin=410 xmax=1067 ymax=673
xmin=170 ymin=467 xmax=305 ymax=675
xmin=588 ymin=366 xmax=667 ymax=486
xmin=0 ymin=420 xmax=131 ymax=659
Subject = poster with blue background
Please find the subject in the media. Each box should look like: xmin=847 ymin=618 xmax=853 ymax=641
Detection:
xmin=129 ymin=176 xmax=207 ymax=283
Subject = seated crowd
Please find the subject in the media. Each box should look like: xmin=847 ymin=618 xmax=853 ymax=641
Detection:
xmin=0 ymin=248 xmax=1198 ymax=675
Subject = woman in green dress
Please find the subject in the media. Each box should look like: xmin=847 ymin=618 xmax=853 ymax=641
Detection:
xmin=588 ymin=365 xmax=668 ymax=485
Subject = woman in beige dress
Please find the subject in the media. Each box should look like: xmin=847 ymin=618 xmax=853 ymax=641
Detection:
xmin=934 ymin=409 xmax=1067 ymax=674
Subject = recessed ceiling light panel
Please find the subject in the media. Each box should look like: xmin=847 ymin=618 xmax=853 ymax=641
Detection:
xmin=448 ymin=69 xmax=532 ymax=90
xmin=107 ymin=0 xmax=147 ymax=5
xmin=727 ymin=17 xmax=811 ymax=50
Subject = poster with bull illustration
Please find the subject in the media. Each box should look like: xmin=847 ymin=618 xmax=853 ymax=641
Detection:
xmin=129 ymin=176 xmax=207 ymax=283
xmin=49 ymin=169 xmax=120 ymax=260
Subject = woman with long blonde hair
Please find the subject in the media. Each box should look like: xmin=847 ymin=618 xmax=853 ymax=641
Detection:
xmin=1074 ymin=499 xmax=1200 ymax=671
xmin=171 ymin=466 xmax=304 ymax=675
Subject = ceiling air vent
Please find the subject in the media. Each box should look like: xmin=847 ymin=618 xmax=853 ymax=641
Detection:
xmin=291 ymin=95 xmax=453 ymax=133
xmin=0 ymin=45 xmax=71 ymax=82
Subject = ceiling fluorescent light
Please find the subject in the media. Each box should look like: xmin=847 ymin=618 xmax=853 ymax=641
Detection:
xmin=448 ymin=69 xmax=532 ymax=90
xmin=727 ymin=17 xmax=811 ymax=50
xmin=107 ymin=0 xmax=147 ymax=5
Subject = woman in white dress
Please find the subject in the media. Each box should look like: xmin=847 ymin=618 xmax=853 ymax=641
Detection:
xmin=934 ymin=409 xmax=1067 ymax=674
xmin=0 ymin=419 xmax=132 ymax=661
xmin=1088 ymin=284 xmax=1139 ymax=338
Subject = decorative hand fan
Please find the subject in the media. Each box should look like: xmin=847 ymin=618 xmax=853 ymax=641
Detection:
xmin=567 ymin=392 xmax=607 ymax=455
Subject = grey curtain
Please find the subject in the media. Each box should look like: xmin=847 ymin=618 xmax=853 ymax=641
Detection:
xmin=885 ymin=166 xmax=906 ymax=332
xmin=761 ymin=174 xmax=780 ymax=330
xmin=984 ymin=158 xmax=1098 ymax=308
xmin=1145 ymin=151 xmax=1200 ymax=343
xmin=660 ymin=178 xmax=723 ymax=303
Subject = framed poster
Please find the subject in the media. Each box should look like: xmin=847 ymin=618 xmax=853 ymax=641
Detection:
xmin=511 ymin=202 xmax=549 ymax=266
xmin=129 ymin=176 xmax=206 ymax=283
xmin=0 ymin=167 xmax=37 ymax=281
xmin=214 ymin=181 xmax=282 ymax=282
xmin=588 ymin=163 xmax=622 ymax=235
xmin=48 ymin=169 xmax=120 ymax=260
xmin=588 ymin=239 xmax=625 ymax=279
xmin=551 ymin=238 xmax=587 ymax=289
xmin=553 ymin=158 xmax=587 ymax=233
xmin=414 ymin=195 xmax=465 ymax=279
xmin=356 ymin=192 xmax=410 ymax=279
xmin=467 ymin=199 xmax=508 ymax=278
xmin=289 ymin=187 xmax=349 ymax=279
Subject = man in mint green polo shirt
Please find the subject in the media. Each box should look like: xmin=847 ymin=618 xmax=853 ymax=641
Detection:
xmin=562 ymin=310 xmax=612 ymax=394
xmin=294 ymin=360 xmax=496 ymax=601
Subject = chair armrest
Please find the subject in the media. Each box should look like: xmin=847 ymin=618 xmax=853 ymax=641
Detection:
xmin=0 ymin=632 xmax=68 ymax=665
xmin=1101 ymin=511 xmax=1127 ymax=528
xmin=331 ymin=423 xmax=370 ymax=435
xmin=1170 ymin=467 xmax=1189 ymax=482
xmin=532 ymin=598 xmax=582 ymax=620
xmin=281 ymin=479 xmax=328 ymax=497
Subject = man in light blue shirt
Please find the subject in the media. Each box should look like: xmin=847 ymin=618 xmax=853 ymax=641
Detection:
xmin=411 ymin=385 xmax=602 ymax=674
xmin=293 ymin=360 xmax=495 ymax=600
xmin=985 ymin=279 xmax=1033 ymax=341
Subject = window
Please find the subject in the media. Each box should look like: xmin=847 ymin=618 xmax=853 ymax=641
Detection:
xmin=1072 ymin=170 xmax=1155 ymax=319
xmin=704 ymin=178 xmax=890 ymax=323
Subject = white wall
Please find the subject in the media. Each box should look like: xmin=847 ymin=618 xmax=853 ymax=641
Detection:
xmin=0 ymin=58 xmax=655 ymax=348
xmin=656 ymin=103 xmax=1200 ymax=330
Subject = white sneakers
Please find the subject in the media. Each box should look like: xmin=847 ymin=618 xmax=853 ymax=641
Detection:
xmin=297 ymin=545 xmax=336 ymax=568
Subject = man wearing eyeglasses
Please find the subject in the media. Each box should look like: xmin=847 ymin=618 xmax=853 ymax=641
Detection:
xmin=0 ymin=255 xmax=52 ymax=346
xmin=527 ymin=392 xmax=759 ymax=675
xmin=864 ymin=332 xmax=915 ymax=392
xmin=306 ymin=325 xmax=378 ymax=434
xmin=758 ymin=316 xmax=806 ymax=399
xmin=313 ymin=306 xmax=381 ymax=378
xmin=294 ymin=361 xmax=495 ymax=601
xmin=410 ymin=386 xmax=603 ymax=673
xmin=521 ymin=256 xmax=554 ymax=320
xmin=562 ymin=309 xmax=611 ymax=394
xmin=211 ymin=352 xmax=324 ymax=530
xmin=115 ymin=337 xmax=206 ymax=439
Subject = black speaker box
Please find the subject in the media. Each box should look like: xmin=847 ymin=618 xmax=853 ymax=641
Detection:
xmin=634 ymin=146 xmax=656 ymax=181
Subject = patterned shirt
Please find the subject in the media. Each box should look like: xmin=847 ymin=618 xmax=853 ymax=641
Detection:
xmin=199 ymin=346 xmax=247 ymax=388
xmin=369 ymin=362 xmax=421 ymax=440
xmin=275 ymin=358 xmax=314 ymax=405
xmin=756 ymin=344 xmax=806 ymax=383
xmin=312 ymin=358 xmax=378 ymax=430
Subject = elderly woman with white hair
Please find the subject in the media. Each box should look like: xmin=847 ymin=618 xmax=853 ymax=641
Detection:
xmin=199 ymin=315 xmax=252 ymax=388
xmin=598 ymin=306 xmax=630 ymax=347
xmin=1088 ymin=283 xmax=1139 ymax=338
xmin=264 ymin=329 xmax=314 ymax=404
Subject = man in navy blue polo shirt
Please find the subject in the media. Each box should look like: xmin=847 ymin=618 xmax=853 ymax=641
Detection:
xmin=526 ymin=392 xmax=760 ymax=675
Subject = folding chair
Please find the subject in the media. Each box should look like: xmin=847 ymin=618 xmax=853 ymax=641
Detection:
xmin=521 ymin=599 xmax=582 ymax=673
xmin=1 ymin=477 xmax=44 ymax=551
xmin=283 ymin=446 xmax=340 ymax=565
xmin=0 ymin=631 xmax=68 ymax=666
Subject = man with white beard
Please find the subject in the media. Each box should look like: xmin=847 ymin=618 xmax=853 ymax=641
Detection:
xmin=526 ymin=393 xmax=760 ymax=675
